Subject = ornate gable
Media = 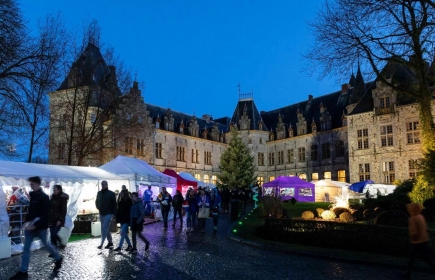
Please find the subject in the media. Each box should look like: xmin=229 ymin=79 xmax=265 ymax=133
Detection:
xmin=276 ymin=114 xmax=286 ymax=140
xmin=239 ymin=104 xmax=250 ymax=130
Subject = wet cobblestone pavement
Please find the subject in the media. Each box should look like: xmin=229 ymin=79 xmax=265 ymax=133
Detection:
xmin=0 ymin=212 xmax=434 ymax=280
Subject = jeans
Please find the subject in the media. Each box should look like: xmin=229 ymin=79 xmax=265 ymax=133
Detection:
xmin=118 ymin=223 xmax=131 ymax=248
xmin=144 ymin=201 xmax=151 ymax=216
xmin=172 ymin=207 xmax=182 ymax=226
xmin=186 ymin=211 xmax=196 ymax=229
xmin=99 ymin=214 xmax=113 ymax=246
xmin=161 ymin=206 xmax=170 ymax=228
xmin=131 ymin=230 xmax=149 ymax=249
xmin=49 ymin=225 xmax=61 ymax=246
xmin=21 ymin=229 xmax=60 ymax=272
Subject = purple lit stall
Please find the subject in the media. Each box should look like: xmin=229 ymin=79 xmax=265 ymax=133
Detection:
xmin=262 ymin=176 xmax=315 ymax=202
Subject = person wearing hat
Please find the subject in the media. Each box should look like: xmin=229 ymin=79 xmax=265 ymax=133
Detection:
xmin=400 ymin=203 xmax=435 ymax=278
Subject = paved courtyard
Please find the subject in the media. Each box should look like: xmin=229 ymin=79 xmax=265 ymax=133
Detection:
xmin=0 ymin=212 xmax=433 ymax=280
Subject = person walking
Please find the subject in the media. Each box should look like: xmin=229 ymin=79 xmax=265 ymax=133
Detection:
xmin=114 ymin=189 xmax=133 ymax=252
xmin=185 ymin=189 xmax=197 ymax=232
xmin=196 ymin=189 xmax=210 ymax=233
xmin=157 ymin=187 xmax=172 ymax=230
xmin=143 ymin=186 xmax=153 ymax=216
xmin=96 ymin=180 xmax=117 ymax=249
xmin=400 ymin=203 xmax=435 ymax=278
xmin=49 ymin=185 xmax=69 ymax=248
xmin=130 ymin=192 xmax=150 ymax=253
xmin=172 ymin=190 xmax=184 ymax=227
xmin=210 ymin=187 xmax=221 ymax=234
xmin=221 ymin=187 xmax=230 ymax=214
xmin=9 ymin=177 xmax=63 ymax=280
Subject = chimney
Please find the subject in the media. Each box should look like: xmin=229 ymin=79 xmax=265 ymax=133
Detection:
xmin=342 ymin=83 xmax=348 ymax=94
xmin=308 ymin=94 xmax=313 ymax=100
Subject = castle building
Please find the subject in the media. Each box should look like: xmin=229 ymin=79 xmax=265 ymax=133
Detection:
xmin=48 ymin=43 xmax=432 ymax=185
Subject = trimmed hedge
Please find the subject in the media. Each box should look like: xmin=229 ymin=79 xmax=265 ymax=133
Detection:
xmin=257 ymin=218 xmax=435 ymax=256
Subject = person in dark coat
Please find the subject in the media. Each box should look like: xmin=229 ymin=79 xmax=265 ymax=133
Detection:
xmin=172 ymin=190 xmax=184 ymax=227
xmin=157 ymin=187 xmax=172 ymax=230
xmin=95 ymin=180 xmax=117 ymax=249
xmin=9 ymin=177 xmax=63 ymax=280
xmin=114 ymin=190 xmax=133 ymax=252
xmin=49 ymin=185 xmax=69 ymax=247
xmin=129 ymin=192 xmax=150 ymax=253
xmin=185 ymin=188 xmax=197 ymax=232
xmin=221 ymin=187 xmax=231 ymax=213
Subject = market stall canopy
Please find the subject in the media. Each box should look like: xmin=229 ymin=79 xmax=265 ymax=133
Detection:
xmin=163 ymin=169 xmax=197 ymax=195
xmin=311 ymin=180 xmax=351 ymax=202
xmin=263 ymin=176 xmax=315 ymax=202
xmin=0 ymin=160 xmax=123 ymax=185
xmin=100 ymin=155 xmax=176 ymax=185
xmin=349 ymin=180 xmax=375 ymax=193
xmin=178 ymin=172 xmax=216 ymax=188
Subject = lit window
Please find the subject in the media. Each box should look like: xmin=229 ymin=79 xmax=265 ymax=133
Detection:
xmin=194 ymin=174 xmax=201 ymax=181
xmin=204 ymin=174 xmax=210 ymax=184
xmin=337 ymin=170 xmax=346 ymax=182
xmin=211 ymin=175 xmax=217 ymax=185
xmin=269 ymin=176 xmax=275 ymax=182
xmin=311 ymin=173 xmax=319 ymax=182
xmin=324 ymin=172 xmax=331 ymax=181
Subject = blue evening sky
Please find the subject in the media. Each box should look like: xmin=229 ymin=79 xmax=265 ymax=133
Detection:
xmin=20 ymin=0 xmax=341 ymax=119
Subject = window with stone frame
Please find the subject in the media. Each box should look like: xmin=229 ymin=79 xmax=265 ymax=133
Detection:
xmin=57 ymin=143 xmax=66 ymax=159
xmin=311 ymin=173 xmax=319 ymax=182
xmin=125 ymin=137 xmax=133 ymax=154
xmin=337 ymin=170 xmax=346 ymax=182
xmin=382 ymin=161 xmax=395 ymax=183
xmin=287 ymin=149 xmax=294 ymax=163
xmin=269 ymin=176 xmax=275 ymax=182
xmin=324 ymin=171 xmax=332 ymax=181
xmin=258 ymin=152 xmax=265 ymax=166
xmin=408 ymin=159 xmax=420 ymax=179
xmin=406 ymin=121 xmax=420 ymax=144
xmin=176 ymin=146 xmax=186 ymax=161
xmin=268 ymin=152 xmax=275 ymax=165
xmin=380 ymin=97 xmax=390 ymax=109
xmin=194 ymin=174 xmax=201 ymax=181
xmin=212 ymin=175 xmax=217 ymax=185
xmin=277 ymin=151 xmax=284 ymax=165
xmin=204 ymin=174 xmax=210 ymax=184
xmin=191 ymin=149 xmax=199 ymax=163
xmin=155 ymin=143 xmax=163 ymax=158
xmin=259 ymin=138 xmax=263 ymax=144
xmin=298 ymin=147 xmax=306 ymax=162
xmin=335 ymin=140 xmax=345 ymax=157
xmin=311 ymin=144 xmax=318 ymax=161
xmin=204 ymin=151 xmax=212 ymax=165
xmin=380 ymin=125 xmax=394 ymax=147
xmin=257 ymin=176 xmax=264 ymax=186
xmin=359 ymin=163 xmax=371 ymax=182
xmin=357 ymin=129 xmax=369 ymax=149
xmin=269 ymin=132 xmax=275 ymax=141
xmin=137 ymin=139 xmax=145 ymax=156
xmin=322 ymin=142 xmax=331 ymax=159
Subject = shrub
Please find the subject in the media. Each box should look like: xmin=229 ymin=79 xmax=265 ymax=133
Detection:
xmin=390 ymin=179 xmax=413 ymax=210
xmin=363 ymin=208 xmax=375 ymax=219
xmin=374 ymin=210 xmax=408 ymax=227
xmin=339 ymin=212 xmax=354 ymax=223
xmin=290 ymin=197 xmax=297 ymax=205
xmin=332 ymin=207 xmax=350 ymax=217
xmin=259 ymin=196 xmax=283 ymax=218
xmin=316 ymin=208 xmax=325 ymax=217
xmin=423 ymin=197 xmax=435 ymax=221
xmin=374 ymin=207 xmax=385 ymax=217
xmin=408 ymin=175 xmax=435 ymax=205
xmin=321 ymin=210 xmax=336 ymax=220
xmin=301 ymin=211 xmax=315 ymax=220
xmin=351 ymin=210 xmax=363 ymax=220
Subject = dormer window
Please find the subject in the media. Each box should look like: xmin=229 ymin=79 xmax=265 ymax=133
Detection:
xmin=311 ymin=120 xmax=317 ymax=133
xmin=380 ymin=97 xmax=390 ymax=109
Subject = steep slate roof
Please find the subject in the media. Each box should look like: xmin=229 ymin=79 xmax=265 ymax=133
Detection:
xmin=260 ymin=90 xmax=350 ymax=135
xmin=146 ymin=104 xmax=228 ymax=138
xmin=229 ymin=99 xmax=268 ymax=131
xmin=57 ymin=43 xmax=119 ymax=94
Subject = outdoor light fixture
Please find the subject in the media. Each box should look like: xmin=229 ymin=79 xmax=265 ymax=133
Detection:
xmin=238 ymin=222 xmax=242 ymax=225
xmin=233 ymin=229 xmax=237 ymax=233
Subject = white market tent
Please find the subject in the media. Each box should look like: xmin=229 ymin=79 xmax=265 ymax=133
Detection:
xmin=179 ymin=172 xmax=216 ymax=189
xmin=99 ymin=155 xmax=177 ymax=197
xmin=311 ymin=180 xmax=351 ymax=202
xmin=0 ymin=160 xmax=128 ymax=256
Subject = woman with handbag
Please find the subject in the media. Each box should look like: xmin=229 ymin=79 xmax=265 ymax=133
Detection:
xmin=49 ymin=185 xmax=69 ymax=247
xmin=196 ymin=189 xmax=210 ymax=233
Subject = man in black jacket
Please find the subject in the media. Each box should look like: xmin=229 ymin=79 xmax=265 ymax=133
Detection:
xmin=9 ymin=176 xmax=63 ymax=280
xmin=96 ymin=180 xmax=117 ymax=249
